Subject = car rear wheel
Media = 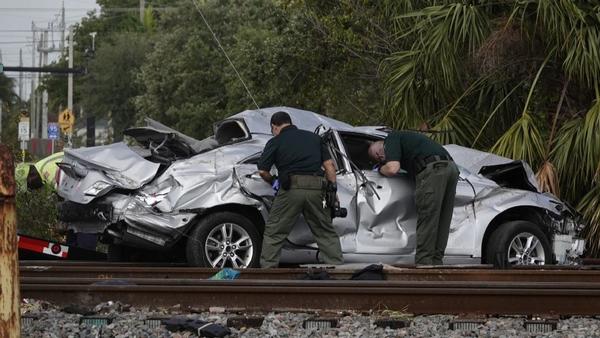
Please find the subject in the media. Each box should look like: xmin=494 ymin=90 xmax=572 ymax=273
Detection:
xmin=186 ymin=212 xmax=261 ymax=268
xmin=107 ymin=244 xmax=132 ymax=262
xmin=486 ymin=220 xmax=552 ymax=268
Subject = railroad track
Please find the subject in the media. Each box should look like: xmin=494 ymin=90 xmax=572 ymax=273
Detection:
xmin=19 ymin=261 xmax=600 ymax=315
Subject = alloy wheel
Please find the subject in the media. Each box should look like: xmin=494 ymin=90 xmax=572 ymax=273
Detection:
xmin=507 ymin=232 xmax=546 ymax=265
xmin=205 ymin=222 xmax=254 ymax=268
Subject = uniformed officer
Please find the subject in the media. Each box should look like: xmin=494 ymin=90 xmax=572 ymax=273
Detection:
xmin=257 ymin=111 xmax=344 ymax=268
xmin=368 ymin=131 xmax=459 ymax=265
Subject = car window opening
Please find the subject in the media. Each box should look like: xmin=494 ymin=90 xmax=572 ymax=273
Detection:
xmin=339 ymin=132 xmax=381 ymax=170
xmin=215 ymin=120 xmax=249 ymax=145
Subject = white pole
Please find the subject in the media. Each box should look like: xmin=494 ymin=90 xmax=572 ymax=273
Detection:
xmin=30 ymin=23 xmax=36 ymax=140
xmin=42 ymin=31 xmax=48 ymax=139
xmin=18 ymin=49 xmax=23 ymax=99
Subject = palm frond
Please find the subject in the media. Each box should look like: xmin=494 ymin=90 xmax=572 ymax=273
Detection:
xmin=516 ymin=1 xmax=600 ymax=88
xmin=579 ymin=183 xmax=600 ymax=257
xmin=580 ymin=101 xmax=600 ymax=177
xmin=550 ymin=117 xmax=586 ymax=201
xmin=430 ymin=107 xmax=477 ymax=146
xmin=563 ymin=25 xmax=600 ymax=89
xmin=472 ymin=80 xmax=524 ymax=147
xmin=536 ymin=160 xmax=560 ymax=196
xmin=491 ymin=111 xmax=545 ymax=169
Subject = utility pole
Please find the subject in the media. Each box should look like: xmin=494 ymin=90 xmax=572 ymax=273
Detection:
xmin=68 ymin=27 xmax=73 ymax=113
xmin=61 ymin=2 xmax=66 ymax=50
xmin=35 ymin=31 xmax=44 ymax=139
xmin=30 ymin=23 xmax=36 ymax=141
xmin=18 ymin=49 xmax=23 ymax=100
xmin=140 ymin=0 xmax=145 ymax=22
xmin=42 ymin=31 xmax=49 ymax=139
xmin=67 ymin=26 xmax=74 ymax=148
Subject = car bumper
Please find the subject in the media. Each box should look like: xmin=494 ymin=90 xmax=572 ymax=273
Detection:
xmin=553 ymin=234 xmax=585 ymax=264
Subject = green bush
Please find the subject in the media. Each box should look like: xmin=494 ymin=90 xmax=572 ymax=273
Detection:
xmin=16 ymin=185 xmax=63 ymax=242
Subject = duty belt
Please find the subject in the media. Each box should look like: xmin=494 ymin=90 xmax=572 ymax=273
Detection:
xmin=415 ymin=154 xmax=453 ymax=174
xmin=289 ymin=174 xmax=325 ymax=190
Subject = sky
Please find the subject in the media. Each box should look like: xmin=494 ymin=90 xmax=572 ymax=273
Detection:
xmin=0 ymin=0 xmax=100 ymax=99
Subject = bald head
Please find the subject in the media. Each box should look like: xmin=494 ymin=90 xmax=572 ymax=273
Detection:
xmin=368 ymin=141 xmax=385 ymax=162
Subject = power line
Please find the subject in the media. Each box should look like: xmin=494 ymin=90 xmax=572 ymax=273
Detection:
xmin=0 ymin=29 xmax=64 ymax=33
xmin=189 ymin=0 xmax=261 ymax=111
xmin=0 ymin=7 xmax=175 ymax=12
xmin=0 ymin=8 xmax=92 ymax=11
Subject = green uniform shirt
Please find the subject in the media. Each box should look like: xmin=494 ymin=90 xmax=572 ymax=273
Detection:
xmin=384 ymin=131 xmax=450 ymax=179
xmin=257 ymin=125 xmax=331 ymax=187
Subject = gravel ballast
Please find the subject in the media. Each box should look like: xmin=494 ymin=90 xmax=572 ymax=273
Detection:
xmin=20 ymin=299 xmax=600 ymax=337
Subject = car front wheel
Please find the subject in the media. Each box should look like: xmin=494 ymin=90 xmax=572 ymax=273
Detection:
xmin=186 ymin=212 xmax=261 ymax=268
xmin=485 ymin=220 xmax=552 ymax=268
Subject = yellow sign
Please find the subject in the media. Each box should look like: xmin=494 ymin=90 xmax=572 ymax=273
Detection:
xmin=58 ymin=109 xmax=75 ymax=134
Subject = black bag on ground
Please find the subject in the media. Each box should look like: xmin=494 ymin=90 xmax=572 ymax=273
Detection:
xmin=162 ymin=317 xmax=231 ymax=338
xmin=350 ymin=264 xmax=385 ymax=280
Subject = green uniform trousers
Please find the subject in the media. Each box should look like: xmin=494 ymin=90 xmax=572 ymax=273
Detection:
xmin=260 ymin=187 xmax=344 ymax=268
xmin=414 ymin=160 xmax=460 ymax=265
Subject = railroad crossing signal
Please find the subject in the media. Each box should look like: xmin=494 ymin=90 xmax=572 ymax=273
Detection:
xmin=58 ymin=109 xmax=75 ymax=134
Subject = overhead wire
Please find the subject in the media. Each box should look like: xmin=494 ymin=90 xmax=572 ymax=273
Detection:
xmin=189 ymin=0 xmax=262 ymax=112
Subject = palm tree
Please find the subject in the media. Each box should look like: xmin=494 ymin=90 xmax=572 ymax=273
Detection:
xmin=382 ymin=1 xmax=600 ymax=255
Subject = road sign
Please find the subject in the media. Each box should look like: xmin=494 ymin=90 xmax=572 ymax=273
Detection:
xmin=58 ymin=109 xmax=75 ymax=134
xmin=48 ymin=123 xmax=60 ymax=140
xmin=18 ymin=119 xmax=30 ymax=141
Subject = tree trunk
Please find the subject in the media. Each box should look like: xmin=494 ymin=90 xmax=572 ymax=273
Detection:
xmin=0 ymin=143 xmax=20 ymax=338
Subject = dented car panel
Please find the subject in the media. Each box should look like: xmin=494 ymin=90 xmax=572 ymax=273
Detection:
xmin=56 ymin=106 xmax=585 ymax=265
xmin=58 ymin=142 xmax=161 ymax=204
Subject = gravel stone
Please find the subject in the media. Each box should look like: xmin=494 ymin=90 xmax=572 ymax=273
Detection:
xmin=19 ymin=299 xmax=600 ymax=337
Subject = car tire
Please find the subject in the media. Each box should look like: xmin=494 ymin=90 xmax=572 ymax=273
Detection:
xmin=107 ymin=244 xmax=136 ymax=262
xmin=107 ymin=244 xmax=126 ymax=262
xmin=186 ymin=212 xmax=261 ymax=268
xmin=485 ymin=220 xmax=552 ymax=268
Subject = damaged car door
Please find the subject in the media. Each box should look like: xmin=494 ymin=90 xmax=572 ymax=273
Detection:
xmin=337 ymin=132 xmax=417 ymax=256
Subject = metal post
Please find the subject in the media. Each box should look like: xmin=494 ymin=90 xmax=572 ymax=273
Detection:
xmin=68 ymin=27 xmax=73 ymax=113
xmin=18 ymin=49 xmax=22 ymax=100
xmin=42 ymin=31 xmax=48 ymax=140
xmin=0 ymin=143 xmax=20 ymax=338
xmin=36 ymin=31 xmax=44 ymax=139
xmin=61 ymin=2 xmax=65 ymax=50
xmin=67 ymin=27 xmax=74 ymax=148
xmin=30 ymin=24 xmax=36 ymax=140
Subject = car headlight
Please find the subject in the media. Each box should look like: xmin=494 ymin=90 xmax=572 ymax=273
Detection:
xmin=84 ymin=181 xmax=112 ymax=196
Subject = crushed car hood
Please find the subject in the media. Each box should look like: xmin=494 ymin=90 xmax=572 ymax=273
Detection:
xmin=63 ymin=142 xmax=160 ymax=190
xmin=445 ymin=144 xmax=541 ymax=192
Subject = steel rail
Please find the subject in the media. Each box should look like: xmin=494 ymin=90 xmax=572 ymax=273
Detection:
xmin=20 ymin=277 xmax=600 ymax=315
xmin=19 ymin=265 xmax=600 ymax=282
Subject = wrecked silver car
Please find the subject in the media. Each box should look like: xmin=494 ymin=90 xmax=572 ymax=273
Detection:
xmin=56 ymin=107 xmax=585 ymax=267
